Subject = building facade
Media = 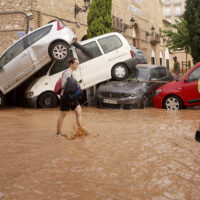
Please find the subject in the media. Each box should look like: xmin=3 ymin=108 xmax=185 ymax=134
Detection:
xmin=162 ymin=0 xmax=192 ymax=73
xmin=0 ymin=0 xmax=192 ymax=73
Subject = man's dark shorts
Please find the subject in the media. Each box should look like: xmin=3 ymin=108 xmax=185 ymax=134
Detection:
xmin=60 ymin=96 xmax=80 ymax=111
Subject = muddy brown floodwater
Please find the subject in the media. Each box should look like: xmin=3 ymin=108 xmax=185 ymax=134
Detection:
xmin=0 ymin=106 xmax=200 ymax=200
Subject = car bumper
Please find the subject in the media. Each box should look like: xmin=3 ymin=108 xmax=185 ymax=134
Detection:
xmin=124 ymin=58 xmax=137 ymax=70
xmin=152 ymin=95 xmax=163 ymax=108
xmin=96 ymin=95 xmax=141 ymax=109
xmin=24 ymin=96 xmax=39 ymax=108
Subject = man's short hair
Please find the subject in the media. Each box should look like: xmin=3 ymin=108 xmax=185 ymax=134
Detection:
xmin=173 ymin=56 xmax=177 ymax=59
xmin=68 ymin=57 xmax=77 ymax=65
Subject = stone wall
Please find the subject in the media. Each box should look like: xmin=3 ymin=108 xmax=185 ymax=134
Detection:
xmin=0 ymin=0 xmax=193 ymax=70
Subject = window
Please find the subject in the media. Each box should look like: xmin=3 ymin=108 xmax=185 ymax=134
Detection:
xmin=150 ymin=67 xmax=167 ymax=80
xmin=50 ymin=50 xmax=73 ymax=76
xmin=174 ymin=0 xmax=181 ymax=5
xmin=160 ymin=58 xmax=163 ymax=65
xmin=0 ymin=39 xmax=25 ymax=67
xmin=76 ymin=41 xmax=102 ymax=64
xmin=164 ymin=8 xmax=171 ymax=17
xmin=150 ymin=69 xmax=160 ymax=80
xmin=27 ymin=25 xmax=52 ymax=46
xmin=188 ymin=67 xmax=200 ymax=82
xmin=98 ymin=35 xmax=122 ymax=54
xmin=157 ymin=67 xmax=168 ymax=79
xmin=151 ymin=57 xmax=155 ymax=65
xmin=175 ymin=7 xmax=181 ymax=16
xmin=163 ymin=0 xmax=170 ymax=5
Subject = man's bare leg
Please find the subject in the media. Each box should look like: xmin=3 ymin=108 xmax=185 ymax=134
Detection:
xmin=57 ymin=111 xmax=67 ymax=135
xmin=74 ymin=105 xmax=82 ymax=128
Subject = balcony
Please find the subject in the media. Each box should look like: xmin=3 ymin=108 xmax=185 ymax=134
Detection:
xmin=150 ymin=33 xmax=160 ymax=46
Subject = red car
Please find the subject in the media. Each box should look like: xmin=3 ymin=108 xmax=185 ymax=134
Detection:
xmin=153 ymin=62 xmax=200 ymax=110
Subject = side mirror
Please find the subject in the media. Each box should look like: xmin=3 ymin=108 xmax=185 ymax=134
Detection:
xmin=0 ymin=66 xmax=3 ymax=71
xmin=184 ymin=79 xmax=187 ymax=83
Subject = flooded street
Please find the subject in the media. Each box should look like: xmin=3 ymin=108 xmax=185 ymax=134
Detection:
xmin=0 ymin=107 xmax=200 ymax=200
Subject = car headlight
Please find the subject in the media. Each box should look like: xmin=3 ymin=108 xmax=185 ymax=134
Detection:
xmin=25 ymin=91 xmax=34 ymax=98
xmin=155 ymin=89 xmax=162 ymax=96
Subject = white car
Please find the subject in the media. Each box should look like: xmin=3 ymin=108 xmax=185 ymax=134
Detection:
xmin=0 ymin=20 xmax=77 ymax=108
xmin=25 ymin=32 xmax=136 ymax=108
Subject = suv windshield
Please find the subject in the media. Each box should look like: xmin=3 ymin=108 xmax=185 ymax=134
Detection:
xmin=128 ymin=68 xmax=149 ymax=82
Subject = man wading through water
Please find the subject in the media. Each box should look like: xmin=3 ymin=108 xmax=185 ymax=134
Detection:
xmin=56 ymin=57 xmax=88 ymax=139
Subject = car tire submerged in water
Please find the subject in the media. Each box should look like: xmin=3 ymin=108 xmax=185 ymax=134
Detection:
xmin=49 ymin=41 xmax=70 ymax=62
xmin=163 ymin=95 xmax=183 ymax=110
xmin=38 ymin=92 xmax=58 ymax=108
xmin=111 ymin=63 xmax=129 ymax=81
xmin=141 ymin=94 xmax=150 ymax=108
xmin=0 ymin=93 xmax=5 ymax=108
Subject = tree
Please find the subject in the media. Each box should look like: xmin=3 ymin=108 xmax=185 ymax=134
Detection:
xmin=184 ymin=0 xmax=200 ymax=64
xmin=161 ymin=18 xmax=190 ymax=54
xmin=87 ymin=0 xmax=112 ymax=38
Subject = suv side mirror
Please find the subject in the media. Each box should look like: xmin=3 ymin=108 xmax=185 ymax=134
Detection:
xmin=184 ymin=79 xmax=187 ymax=83
xmin=0 ymin=66 xmax=3 ymax=71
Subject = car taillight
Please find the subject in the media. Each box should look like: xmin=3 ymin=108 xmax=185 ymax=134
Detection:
xmin=130 ymin=50 xmax=135 ymax=58
xmin=57 ymin=20 xmax=64 ymax=31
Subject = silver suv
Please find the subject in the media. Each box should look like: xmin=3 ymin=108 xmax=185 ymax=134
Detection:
xmin=0 ymin=20 xmax=77 ymax=107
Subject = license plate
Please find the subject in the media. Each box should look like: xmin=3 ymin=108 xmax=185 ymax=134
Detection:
xmin=103 ymin=99 xmax=117 ymax=104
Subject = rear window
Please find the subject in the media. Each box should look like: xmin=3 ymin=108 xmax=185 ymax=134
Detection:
xmin=150 ymin=67 xmax=167 ymax=80
xmin=27 ymin=25 xmax=52 ymax=46
xmin=98 ymin=35 xmax=122 ymax=54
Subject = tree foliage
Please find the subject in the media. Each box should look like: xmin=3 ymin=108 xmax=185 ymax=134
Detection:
xmin=184 ymin=0 xmax=200 ymax=64
xmin=161 ymin=18 xmax=190 ymax=54
xmin=87 ymin=0 xmax=112 ymax=38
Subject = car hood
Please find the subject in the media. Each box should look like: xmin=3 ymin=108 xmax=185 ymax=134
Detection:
xmin=159 ymin=80 xmax=181 ymax=90
xmin=98 ymin=81 xmax=144 ymax=93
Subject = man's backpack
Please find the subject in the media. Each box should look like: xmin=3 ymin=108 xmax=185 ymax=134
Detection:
xmin=63 ymin=77 xmax=83 ymax=100
xmin=54 ymin=76 xmax=62 ymax=95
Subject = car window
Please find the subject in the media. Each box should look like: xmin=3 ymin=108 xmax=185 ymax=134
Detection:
xmin=150 ymin=69 xmax=160 ymax=80
xmin=49 ymin=50 xmax=73 ymax=76
xmin=98 ymin=35 xmax=122 ymax=54
xmin=0 ymin=39 xmax=25 ymax=67
xmin=157 ymin=67 xmax=168 ymax=79
xmin=188 ymin=66 xmax=200 ymax=82
xmin=75 ymin=41 xmax=102 ymax=64
xmin=128 ymin=68 xmax=149 ymax=81
xmin=27 ymin=25 xmax=52 ymax=46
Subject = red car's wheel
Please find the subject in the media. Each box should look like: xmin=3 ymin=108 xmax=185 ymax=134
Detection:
xmin=163 ymin=95 xmax=183 ymax=110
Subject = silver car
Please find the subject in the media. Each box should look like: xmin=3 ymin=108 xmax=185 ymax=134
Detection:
xmin=0 ymin=20 xmax=77 ymax=107
xmin=96 ymin=64 xmax=174 ymax=109
xmin=131 ymin=46 xmax=147 ymax=64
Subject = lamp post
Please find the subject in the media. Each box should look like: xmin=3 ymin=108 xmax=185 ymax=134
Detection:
xmin=146 ymin=26 xmax=155 ymax=39
xmin=75 ymin=0 xmax=90 ymax=17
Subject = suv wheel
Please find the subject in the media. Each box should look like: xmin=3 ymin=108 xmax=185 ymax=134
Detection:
xmin=38 ymin=92 xmax=58 ymax=108
xmin=111 ymin=63 xmax=128 ymax=81
xmin=163 ymin=95 xmax=183 ymax=110
xmin=50 ymin=41 xmax=70 ymax=62
xmin=0 ymin=93 xmax=4 ymax=108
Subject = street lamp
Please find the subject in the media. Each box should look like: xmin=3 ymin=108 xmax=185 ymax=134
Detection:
xmin=75 ymin=0 xmax=90 ymax=17
xmin=124 ymin=17 xmax=135 ymax=32
xmin=146 ymin=26 xmax=155 ymax=39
